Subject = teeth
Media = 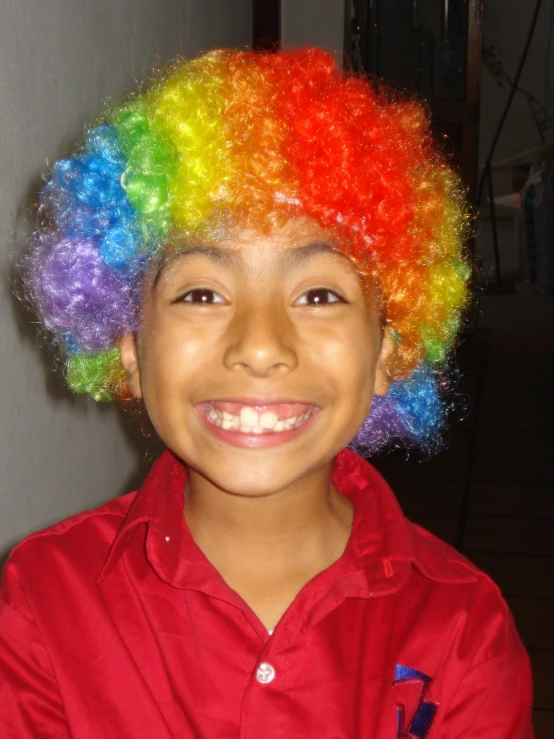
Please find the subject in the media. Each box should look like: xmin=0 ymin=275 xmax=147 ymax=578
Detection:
xmin=207 ymin=405 xmax=313 ymax=434
xmin=240 ymin=407 xmax=259 ymax=428
xmin=259 ymin=411 xmax=278 ymax=429
xmin=286 ymin=417 xmax=297 ymax=429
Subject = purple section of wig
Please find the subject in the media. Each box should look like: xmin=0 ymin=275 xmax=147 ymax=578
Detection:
xmin=352 ymin=395 xmax=407 ymax=452
xmin=26 ymin=233 xmax=138 ymax=352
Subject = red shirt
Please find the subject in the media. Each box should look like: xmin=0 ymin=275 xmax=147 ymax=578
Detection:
xmin=0 ymin=449 xmax=533 ymax=738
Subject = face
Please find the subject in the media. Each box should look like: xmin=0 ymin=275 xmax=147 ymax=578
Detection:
xmin=120 ymin=219 xmax=392 ymax=497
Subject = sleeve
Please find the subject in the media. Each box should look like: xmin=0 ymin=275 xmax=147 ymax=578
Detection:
xmin=435 ymin=640 xmax=534 ymax=739
xmin=0 ymin=564 xmax=71 ymax=738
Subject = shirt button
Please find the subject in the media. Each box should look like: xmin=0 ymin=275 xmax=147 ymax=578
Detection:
xmin=256 ymin=662 xmax=276 ymax=684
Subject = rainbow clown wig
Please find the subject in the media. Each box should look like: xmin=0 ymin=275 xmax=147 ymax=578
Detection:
xmin=24 ymin=47 xmax=470 ymax=454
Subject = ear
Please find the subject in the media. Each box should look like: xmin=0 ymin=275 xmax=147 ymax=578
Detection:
xmin=373 ymin=327 xmax=395 ymax=397
xmin=119 ymin=333 xmax=143 ymax=399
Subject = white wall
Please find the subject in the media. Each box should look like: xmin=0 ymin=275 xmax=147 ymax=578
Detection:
xmin=281 ymin=0 xmax=344 ymax=64
xmin=0 ymin=0 xmax=251 ymax=557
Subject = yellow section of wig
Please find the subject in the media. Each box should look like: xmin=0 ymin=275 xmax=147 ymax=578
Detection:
xmin=146 ymin=54 xmax=233 ymax=231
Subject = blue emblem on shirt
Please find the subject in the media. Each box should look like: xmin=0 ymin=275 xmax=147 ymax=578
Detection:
xmin=393 ymin=664 xmax=438 ymax=739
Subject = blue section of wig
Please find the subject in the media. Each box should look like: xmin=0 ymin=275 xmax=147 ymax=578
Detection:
xmin=349 ymin=366 xmax=446 ymax=454
xmin=41 ymin=125 xmax=145 ymax=275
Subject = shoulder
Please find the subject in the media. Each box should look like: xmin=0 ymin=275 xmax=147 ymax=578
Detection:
xmin=341 ymin=451 xmax=520 ymax=657
xmin=1 ymin=493 xmax=135 ymax=610
xmin=408 ymin=519 xmax=486 ymax=584
xmin=8 ymin=492 xmax=134 ymax=561
xmin=407 ymin=521 xmax=523 ymax=660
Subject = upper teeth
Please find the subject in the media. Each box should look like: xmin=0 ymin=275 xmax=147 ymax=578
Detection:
xmin=206 ymin=405 xmax=311 ymax=433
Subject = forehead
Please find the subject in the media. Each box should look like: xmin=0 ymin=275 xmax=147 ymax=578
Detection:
xmin=154 ymin=219 xmax=363 ymax=281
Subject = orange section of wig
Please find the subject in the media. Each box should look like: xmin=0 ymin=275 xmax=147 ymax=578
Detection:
xmin=220 ymin=49 xmax=469 ymax=377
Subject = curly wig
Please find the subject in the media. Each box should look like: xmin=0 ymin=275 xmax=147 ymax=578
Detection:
xmin=24 ymin=47 xmax=470 ymax=453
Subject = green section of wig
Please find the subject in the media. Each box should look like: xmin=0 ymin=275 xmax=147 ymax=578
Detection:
xmin=67 ymin=348 xmax=125 ymax=403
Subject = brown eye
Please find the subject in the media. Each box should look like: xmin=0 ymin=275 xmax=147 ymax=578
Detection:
xmin=295 ymin=289 xmax=345 ymax=306
xmin=178 ymin=289 xmax=225 ymax=304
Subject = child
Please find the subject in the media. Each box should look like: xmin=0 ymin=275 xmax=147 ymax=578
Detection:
xmin=1 ymin=48 xmax=533 ymax=737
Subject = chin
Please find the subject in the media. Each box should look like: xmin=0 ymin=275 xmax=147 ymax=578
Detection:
xmin=207 ymin=460 xmax=307 ymax=498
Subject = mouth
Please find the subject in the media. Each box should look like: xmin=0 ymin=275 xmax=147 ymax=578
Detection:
xmin=198 ymin=400 xmax=319 ymax=447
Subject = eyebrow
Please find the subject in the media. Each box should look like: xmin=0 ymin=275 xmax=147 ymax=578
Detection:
xmin=281 ymin=241 xmax=340 ymax=266
xmin=152 ymin=244 xmax=234 ymax=288
xmin=152 ymin=240 xmax=343 ymax=288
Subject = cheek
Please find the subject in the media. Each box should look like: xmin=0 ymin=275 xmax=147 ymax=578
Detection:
xmin=341 ymin=350 xmax=378 ymax=416
xmin=141 ymin=308 xmax=204 ymax=367
xmin=137 ymin=319 xmax=190 ymax=404
xmin=307 ymin=318 xmax=379 ymax=402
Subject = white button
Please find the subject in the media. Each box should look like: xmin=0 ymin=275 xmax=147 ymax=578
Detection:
xmin=256 ymin=662 xmax=276 ymax=684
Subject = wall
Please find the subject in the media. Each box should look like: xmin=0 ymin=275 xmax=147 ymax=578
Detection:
xmin=0 ymin=0 xmax=251 ymax=556
xmin=281 ymin=0 xmax=344 ymax=64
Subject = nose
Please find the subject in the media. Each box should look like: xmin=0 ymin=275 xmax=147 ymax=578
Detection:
xmin=223 ymin=296 xmax=298 ymax=377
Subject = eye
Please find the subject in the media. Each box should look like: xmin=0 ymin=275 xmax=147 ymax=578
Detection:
xmin=295 ymin=288 xmax=346 ymax=306
xmin=177 ymin=288 xmax=226 ymax=305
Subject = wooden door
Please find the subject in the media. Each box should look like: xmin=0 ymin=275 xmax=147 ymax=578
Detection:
xmin=253 ymin=0 xmax=281 ymax=50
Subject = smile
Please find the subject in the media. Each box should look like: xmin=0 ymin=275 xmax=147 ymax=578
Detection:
xmin=198 ymin=400 xmax=319 ymax=448
xmin=204 ymin=402 xmax=316 ymax=434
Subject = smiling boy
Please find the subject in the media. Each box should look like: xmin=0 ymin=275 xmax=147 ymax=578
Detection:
xmin=1 ymin=49 xmax=533 ymax=737
xmin=122 ymin=221 xmax=387 ymax=632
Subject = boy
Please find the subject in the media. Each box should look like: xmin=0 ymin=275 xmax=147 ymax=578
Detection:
xmin=1 ymin=48 xmax=533 ymax=737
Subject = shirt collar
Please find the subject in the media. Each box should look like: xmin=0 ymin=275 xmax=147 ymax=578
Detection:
xmin=331 ymin=449 xmax=477 ymax=587
xmin=99 ymin=448 xmax=476 ymax=590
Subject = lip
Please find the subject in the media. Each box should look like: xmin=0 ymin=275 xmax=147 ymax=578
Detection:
xmin=196 ymin=399 xmax=320 ymax=449
xmin=202 ymin=396 xmax=315 ymax=406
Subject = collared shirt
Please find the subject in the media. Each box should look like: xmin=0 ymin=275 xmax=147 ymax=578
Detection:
xmin=0 ymin=449 xmax=533 ymax=738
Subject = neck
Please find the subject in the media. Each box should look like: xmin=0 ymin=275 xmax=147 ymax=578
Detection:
xmin=184 ymin=461 xmax=353 ymax=577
